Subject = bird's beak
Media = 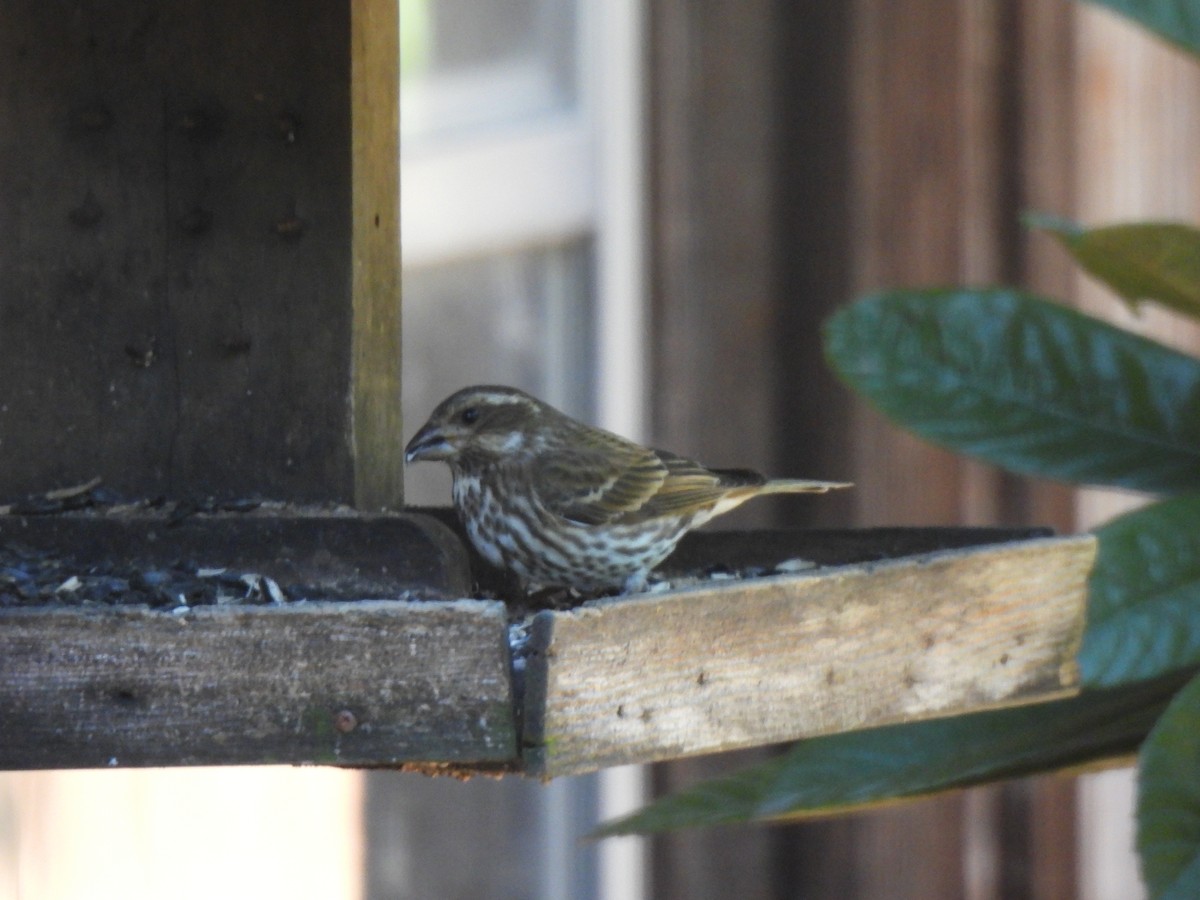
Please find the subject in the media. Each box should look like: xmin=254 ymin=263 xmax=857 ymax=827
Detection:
xmin=404 ymin=423 xmax=455 ymax=462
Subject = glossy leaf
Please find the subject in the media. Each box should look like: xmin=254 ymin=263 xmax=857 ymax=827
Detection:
xmin=1082 ymin=0 xmax=1200 ymax=57
xmin=1033 ymin=218 xmax=1200 ymax=319
xmin=1139 ymin=672 xmax=1200 ymax=897
xmin=1084 ymin=495 xmax=1200 ymax=688
xmin=823 ymin=290 xmax=1200 ymax=493
xmin=596 ymin=675 xmax=1187 ymax=837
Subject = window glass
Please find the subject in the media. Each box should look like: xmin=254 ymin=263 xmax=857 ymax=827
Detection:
xmin=401 ymin=0 xmax=579 ymax=143
xmin=402 ymin=240 xmax=594 ymax=506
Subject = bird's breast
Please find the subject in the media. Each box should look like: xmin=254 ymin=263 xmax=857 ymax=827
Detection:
xmin=451 ymin=470 xmax=701 ymax=591
xmin=452 ymin=474 xmax=505 ymax=569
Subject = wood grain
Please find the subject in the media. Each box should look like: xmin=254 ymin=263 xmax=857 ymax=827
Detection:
xmin=351 ymin=0 xmax=403 ymax=511
xmin=0 ymin=599 xmax=515 ymax=769
xmin=523 ymin=535 xmax=1092 ymax=778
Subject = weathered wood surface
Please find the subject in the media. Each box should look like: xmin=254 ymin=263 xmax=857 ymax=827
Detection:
xmin=522 ymin=535 xmax=1093 ymax=778
xmin=0 ymin=599 xmax=515 ymax=769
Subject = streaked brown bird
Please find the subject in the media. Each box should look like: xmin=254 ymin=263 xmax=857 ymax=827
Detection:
xmin=405 ymin=385 xmax=850 ymax=594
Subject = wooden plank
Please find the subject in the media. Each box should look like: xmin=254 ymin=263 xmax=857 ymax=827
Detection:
xmin=0 ymin=0 xmax=172 ymax=498
xmin=0 ymin=0 xmax=357 ymax=503
xmin=0 ymin=520 xmax=1096 ymax=773
xmin=774 ymin=2 xmax=857 ymax=533
xmin=351 ymin=0 xmax=403 ymax=511
xmin=162 ymin=0 xmax=355 ymax=503
xmin=847 ymin=0 xmax=975 ymax=529
xmin=0 ymin=510 xmax=503 ymax=770
xmin=0 ymin=599 xmax=515 ymax=769
xmin=523 ymin=535 xmax=1092 ymax=778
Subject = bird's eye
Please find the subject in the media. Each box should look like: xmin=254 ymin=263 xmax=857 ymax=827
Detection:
xmin=460 ymin=407 xmax=480 ymax=425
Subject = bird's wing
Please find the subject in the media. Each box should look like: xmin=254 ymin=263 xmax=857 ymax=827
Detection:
xmin=538 ymin=439 xmax=763 ymax=525
xmin=633 ymin=455 xmax=764 ymax=518
xmin=535 ymin=431 xmax=669 ymax=525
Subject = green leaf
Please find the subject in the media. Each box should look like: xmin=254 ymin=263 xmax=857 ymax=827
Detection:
xmin=1084 ymin=495 xmax=1200 ymax=688
xmin=1138 ymin=672 xmax=1200 ymax=897
xmin=823 ymin=290 xmax=1200 ymax=493
xmin=597 ymin=674 xmax=1188 ymax=837
xmin=1033 ymin=218 xmax=1200 ymax=319
xmin=1081 ymin=0 xmax=1200 ymax=57
xmin=1156 ymin=856 xmax=1200 ymax=900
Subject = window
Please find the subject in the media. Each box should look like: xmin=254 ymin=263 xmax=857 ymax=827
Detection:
xmin=401 ymin=0 xmax=601 ymax=496
xmin=383 ymin=1 xmax=647 ymax=897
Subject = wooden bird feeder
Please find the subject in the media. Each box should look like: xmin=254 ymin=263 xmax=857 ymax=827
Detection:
xmin=0 ymin=0 xmax=1092 ymax=775
xmin=0 ymin=509 xmax=1091 ymax=775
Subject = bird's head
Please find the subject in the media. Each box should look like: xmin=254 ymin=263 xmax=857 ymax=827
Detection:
xmin=404 ymin=385 xmax=552 ymax=466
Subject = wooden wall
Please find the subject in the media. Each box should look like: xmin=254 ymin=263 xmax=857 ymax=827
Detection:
xmin=648 ymin=1 xmax=1083 ymax=897
xmin=647 ymin=2 xmax=797 ymax=895
xmin=0 ymin=0 xmax=364 ymax=503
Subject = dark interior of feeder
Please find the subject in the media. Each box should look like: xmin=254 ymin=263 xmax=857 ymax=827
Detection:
xmin=0 ymin=480 xmax=1050 ymax=611
xmin=0 ymin=494 xmax=469 ymax=609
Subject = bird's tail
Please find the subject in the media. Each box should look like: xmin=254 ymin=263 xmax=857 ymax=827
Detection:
xmin=708 ymin=476 xmax=850 ymax=518
xmin=756 ymin=478 xmax=853 ymax=495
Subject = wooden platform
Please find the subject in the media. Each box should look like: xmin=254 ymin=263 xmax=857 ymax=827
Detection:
xmin=0 ymin=512 xmax=1093 ymax=774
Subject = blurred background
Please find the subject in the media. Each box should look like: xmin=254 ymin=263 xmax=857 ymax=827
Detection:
xmin=4 ymin=0 xmax=1200 ymax=897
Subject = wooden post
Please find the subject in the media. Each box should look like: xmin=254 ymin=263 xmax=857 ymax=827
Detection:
xmin=352 ymin=0 xmax=403 ymax=511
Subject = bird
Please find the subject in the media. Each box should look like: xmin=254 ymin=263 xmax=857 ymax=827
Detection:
xmin=404 ymin=385 xmax=850 ymax=594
